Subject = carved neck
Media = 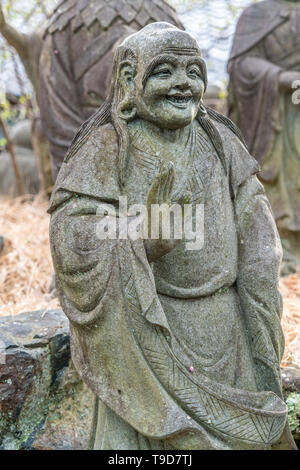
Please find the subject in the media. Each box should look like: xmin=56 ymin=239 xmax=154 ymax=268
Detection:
xmin=136 ymin=119 xmax=191 ymax=145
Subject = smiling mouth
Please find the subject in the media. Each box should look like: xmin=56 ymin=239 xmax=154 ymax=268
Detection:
xmin=166 ymin=95 xmax=193 ymax=107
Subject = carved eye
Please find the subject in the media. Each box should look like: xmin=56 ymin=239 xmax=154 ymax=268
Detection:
xmin=88 ymin=91 xmax=97 ymax=99
xmin=151 ymin=65 xmax=172 ymax=78
xmin=188 ymin=66 xmax=202 ymax=79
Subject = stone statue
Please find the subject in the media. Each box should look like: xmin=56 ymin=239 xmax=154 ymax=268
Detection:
xmin=0 ymin=0 xmax=183 ymax=184
xmin=49 ymin=22 xmax=296 ymax=450
xmin=228 ymin=0 xmax=300 ymax=275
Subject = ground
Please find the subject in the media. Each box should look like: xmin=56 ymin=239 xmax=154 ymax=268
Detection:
xmin=0 ymin=195 xmax=299 ymax=368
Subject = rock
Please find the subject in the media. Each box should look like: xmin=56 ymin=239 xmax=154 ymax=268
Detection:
xmin=0 ymin=310 xmax=93 ymax=450
xmin=0 ymin=311 xmax=61 ymax=448
xmin=9 ymin=120 xmax=33 ymax=150
xmin=0 ymin=146 xmax=39 ymax=196
xmin=281 ymin=367 xmax=300 ymax=397
xmin=0 ymin=310 xmax=69 ymax=449
xmin=32 ymin=362 xmax=94 ymax=450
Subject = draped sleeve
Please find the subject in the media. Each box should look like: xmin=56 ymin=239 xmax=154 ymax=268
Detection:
xmin=234 ymin=175 xmax=284 ymax=397
xmin=215 ymin=121 xmax=284 ymax=397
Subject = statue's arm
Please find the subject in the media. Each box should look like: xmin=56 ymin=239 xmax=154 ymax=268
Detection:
xmin=50 ymin=194 xmax=118 ymax=313
xmin=234 ymin=175 xmax=284 ymax=394
xmin=233 ymin=54 xmax=282 ymax=84
xmin=230 ymin=41 xmax=300 ymax=93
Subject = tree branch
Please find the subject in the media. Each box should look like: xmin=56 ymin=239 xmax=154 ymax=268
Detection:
xmin=0 ymin=5 xmax=29 ymax=60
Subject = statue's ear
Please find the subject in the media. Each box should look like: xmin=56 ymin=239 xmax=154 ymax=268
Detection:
xmin=119 ymin=62 xmax=135 ymax=90
xmin=118 ymin=61 xmax=137 ymax=121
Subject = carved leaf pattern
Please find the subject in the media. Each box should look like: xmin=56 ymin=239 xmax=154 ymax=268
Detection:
xmin=46 ymin=0 xmax=183 ymax=35
xmin=122 ymin=255 xmax=286 ymax=446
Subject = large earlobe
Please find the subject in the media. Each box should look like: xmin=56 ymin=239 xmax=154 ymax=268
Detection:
xmin=118 ymin=62 xmax=137 ymax=121
xmin=119 ymin=62 xmax=135 ymax=88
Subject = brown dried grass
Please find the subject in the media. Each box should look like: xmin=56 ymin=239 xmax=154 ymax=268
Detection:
xmin=0 ymin=195 xmax=59 ymax=316
xmin=0 ymin=195 xmax=299 ymax=368
xmin=280 ymin=274 xmax=300 ymax=368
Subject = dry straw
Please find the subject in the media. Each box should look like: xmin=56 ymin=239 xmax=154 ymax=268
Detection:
xmin=0 ymin=195 xmax=299 ymax=368
xmin=0 ymin=195 xmax=59 ymax=317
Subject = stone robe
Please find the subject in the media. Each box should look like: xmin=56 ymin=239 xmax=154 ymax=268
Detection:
xmin=228 ymin=0 xmax=300 ymax=266
xmin=48 ymin=117 xmax=294 ymax=450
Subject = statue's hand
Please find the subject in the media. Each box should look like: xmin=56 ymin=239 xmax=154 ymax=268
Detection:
xmin=146 ymin=161 xmax=175 ymax=210
xmin=145 ymin=161 xmax=181 ymax=262
xmin=279 ymin=70 xmax=300 ymax=92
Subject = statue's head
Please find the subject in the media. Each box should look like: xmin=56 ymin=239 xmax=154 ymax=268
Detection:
xmin=111 ymin=22 xmax=207 ymax=131
xmin=64 ymin=23 xmax=210 ymax=184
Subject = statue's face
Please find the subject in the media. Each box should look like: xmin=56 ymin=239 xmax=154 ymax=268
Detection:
xmin=135 ymin=54 xmax=205 ymax=130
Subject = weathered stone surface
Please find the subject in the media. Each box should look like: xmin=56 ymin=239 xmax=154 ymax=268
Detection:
xmin=32 ymin=361 xmax=94 ymax=450
xmin=0 ymin=310 xmax=69 ymax=449
xmin=0 ymin=310 xmax=95 ymax=450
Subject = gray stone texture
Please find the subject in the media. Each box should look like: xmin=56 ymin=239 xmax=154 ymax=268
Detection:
xmin=0 ymin=310 xmax=93 ymax=450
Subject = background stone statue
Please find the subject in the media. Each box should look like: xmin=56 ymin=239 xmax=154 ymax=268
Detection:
xmin=228 ymin=0 xmax=300 ymax=275
xmin=49 ymin=22 xmax=296 ymax=450
xmin=0 ymin=0 xmax=183 ymax=185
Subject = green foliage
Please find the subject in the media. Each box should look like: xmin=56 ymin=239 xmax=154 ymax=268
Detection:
xmin=0 ymin=137 xmax=7 ymax=150
xmin=286 ymin=393 xmax=300 ymax=439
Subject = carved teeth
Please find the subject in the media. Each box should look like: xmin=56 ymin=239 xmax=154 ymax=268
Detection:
xmin=166 ymin=95 xmax=192 ymax=103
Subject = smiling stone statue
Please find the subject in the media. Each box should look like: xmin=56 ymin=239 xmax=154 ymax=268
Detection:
xmin=48 ymin=23 xmax=296 ymax=450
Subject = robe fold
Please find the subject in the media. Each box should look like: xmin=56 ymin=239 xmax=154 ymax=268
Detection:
xmin=49 ymin=118 xmax=294 ymax=450
xmin=228 ymin=0 xmax=300 ymax=236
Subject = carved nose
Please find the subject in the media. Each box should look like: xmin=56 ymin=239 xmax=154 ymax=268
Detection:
xmin=176 ymin=76 xmax=190 ymax=90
